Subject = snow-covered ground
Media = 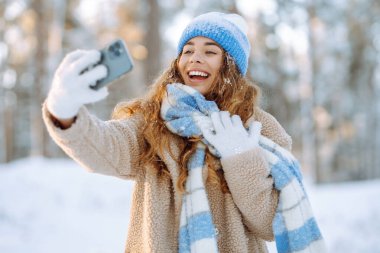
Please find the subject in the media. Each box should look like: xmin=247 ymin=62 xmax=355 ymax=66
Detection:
xmin=0 ymin=157 xmax=379 ymax=253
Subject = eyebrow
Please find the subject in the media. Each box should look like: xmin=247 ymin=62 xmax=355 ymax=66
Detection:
xmin=185 ymin=41 xmax=220 ymax=47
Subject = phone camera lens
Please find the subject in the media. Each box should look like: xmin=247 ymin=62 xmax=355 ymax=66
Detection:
xmin=107 ymin=41 xmax=123 ymax=59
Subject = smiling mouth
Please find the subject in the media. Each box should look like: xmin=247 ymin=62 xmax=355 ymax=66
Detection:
xmin=188 ymin=70 xmax=210 ymax=81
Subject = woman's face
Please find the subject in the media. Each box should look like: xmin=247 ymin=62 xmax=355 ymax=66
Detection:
xmin=178 ymin=36 xmax=224 ymax=95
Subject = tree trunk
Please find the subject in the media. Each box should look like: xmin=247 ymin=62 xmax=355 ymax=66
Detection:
xmin=3 ymin=93 xmax=15 ymax=162
xmin=0 ymin=4 xmax=9 ymax=163
xmin=304 ymin=5 xmax=318 ymax=182
xmin=143 ymin=0 xmax=161 ymax=85
xmin=44 ymin=0 xmax=67 ymax=157
xmin=30 ymin=0 xmax=49 ymax=157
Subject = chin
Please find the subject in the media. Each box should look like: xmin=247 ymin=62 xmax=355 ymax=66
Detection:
xmin=184 ymin=83 xmax=208 ymax=94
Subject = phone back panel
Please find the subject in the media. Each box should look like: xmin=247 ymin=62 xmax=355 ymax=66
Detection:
xmin=91 ymin=39 xmax=134 ymax=90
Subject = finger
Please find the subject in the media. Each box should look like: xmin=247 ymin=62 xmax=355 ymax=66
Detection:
xmin=199 ymin=123 xmax=215 ymax=142
xmin=57 ymin=50 xmax=86 ymax=73
xmin=248 ymin=121 xmax=262 ymax=138
xmin=220 ymin=111 xmax=233 ymax=129
xmin=210 ymin=112 xmax=224 ymax=133
xmin=80 ymin=64 xmax=108 ymax=85
xmin=83 ymin=87 xmax=109 ymax=103
xmin=231 ymin=114 xmax=244 ymax=127
xmin=70 ymin=50 xmax=101 ymax=75
xmin=92 ymin=87 xmax=109 ymax=101
xmin=194 ymin=115 xmax=213 ymax=132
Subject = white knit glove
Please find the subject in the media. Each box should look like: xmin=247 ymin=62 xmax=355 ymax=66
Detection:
xmin=46 ymin=50 xmax=108 ymax=119
xmin=199 ymin=111 xmax=262 ymax=158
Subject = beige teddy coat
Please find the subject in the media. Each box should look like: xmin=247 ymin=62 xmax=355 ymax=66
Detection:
xmin=42 ymin=104 xmax=292 ymax=253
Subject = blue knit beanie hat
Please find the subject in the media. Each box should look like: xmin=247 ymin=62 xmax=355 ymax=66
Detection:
xmin=177 ymin=12 xmax=251 ymax=76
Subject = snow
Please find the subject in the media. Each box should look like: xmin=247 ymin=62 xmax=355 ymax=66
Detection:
xmin=1 ymin=157 xmax=379 ymax=253
xmin=0 ymin=157 xmax=132 ymax=253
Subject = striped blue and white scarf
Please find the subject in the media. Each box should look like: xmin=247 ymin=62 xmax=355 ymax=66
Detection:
xmin=160 ymin=83 xmax=326 ymax=253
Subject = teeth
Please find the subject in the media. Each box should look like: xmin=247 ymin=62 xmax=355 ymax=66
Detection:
xmin=189 ymin=71 xmax=208 ymax=77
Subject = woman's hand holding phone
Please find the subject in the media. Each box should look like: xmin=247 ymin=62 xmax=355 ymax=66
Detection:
xmin=46 ymin=49 xmax=109 ymax=120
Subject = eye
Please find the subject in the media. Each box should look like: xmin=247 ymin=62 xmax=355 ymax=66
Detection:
xmin=206 ymin=51 xmax=217 ymax=55
xmin=183 ymin=49 xmax=193 ymax=54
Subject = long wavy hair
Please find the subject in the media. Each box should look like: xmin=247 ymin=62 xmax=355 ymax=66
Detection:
xmin=112 ymin=50 xmax=261 ymax=194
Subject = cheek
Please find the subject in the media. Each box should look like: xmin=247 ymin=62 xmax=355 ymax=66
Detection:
xmin=210 ymin=61 xmax=223 ymax=78
xmin=209 ymin=58 xmax=223 ymax=84
xmin=212 ymin=56 xmax=223 ymax=71
xmin=208 ymin=74 xmax=218 ymax=87
xmin=177 ymin=58 xmax=187 ymax=75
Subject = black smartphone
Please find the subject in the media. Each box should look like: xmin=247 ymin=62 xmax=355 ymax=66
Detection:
xmin=90 ymin=39 xmax=134 ymax=90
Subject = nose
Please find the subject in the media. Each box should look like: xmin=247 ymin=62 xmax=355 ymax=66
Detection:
xmin=189 ymin=51 xmax=203 ymax=63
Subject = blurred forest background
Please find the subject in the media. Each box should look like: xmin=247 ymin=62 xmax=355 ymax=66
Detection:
xmin=0 ymin=0 xmax=379 ymax=184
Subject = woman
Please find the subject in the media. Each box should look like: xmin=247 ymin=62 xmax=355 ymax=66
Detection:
xmin=43 ymin=12 xmax=325 ymax=253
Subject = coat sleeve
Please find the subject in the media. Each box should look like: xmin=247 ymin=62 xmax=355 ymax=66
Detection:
xmin=42 ymin=103 xmax=145 ymax=180
xmin=221 ymin=108 xmax=292 ymax=241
